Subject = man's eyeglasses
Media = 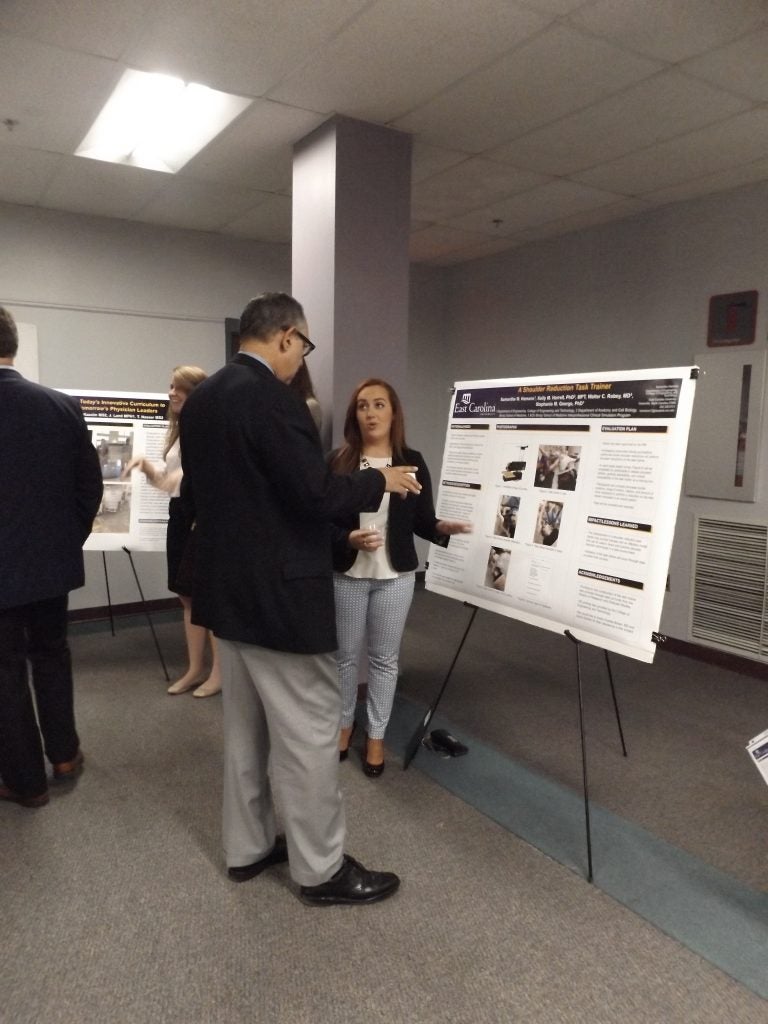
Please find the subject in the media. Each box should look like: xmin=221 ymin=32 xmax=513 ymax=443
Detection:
xmin=283 ymin=325 xmax=315 ymax=357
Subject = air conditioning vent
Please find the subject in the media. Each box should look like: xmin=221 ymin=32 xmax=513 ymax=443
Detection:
xmin=691 ymin=517 xmax=768 ymax=656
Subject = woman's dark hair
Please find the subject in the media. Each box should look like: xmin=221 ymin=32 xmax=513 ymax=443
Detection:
xmin=289 ymin=360 xmax=316 ymax=401
xmin=330 ymin=378 xmax=407 ymax=474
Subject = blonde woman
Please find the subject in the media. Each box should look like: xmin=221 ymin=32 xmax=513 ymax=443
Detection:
xmin=124 ymin=366 xmax=221 ymax=697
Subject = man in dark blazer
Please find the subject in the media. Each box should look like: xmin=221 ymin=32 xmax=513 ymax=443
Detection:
xmin=180 ymin=292 xmax=420 ymax=905
xmin=0 ymin=307 xmax=103 ymax=807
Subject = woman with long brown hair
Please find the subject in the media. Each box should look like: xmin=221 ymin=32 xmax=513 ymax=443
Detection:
xmin=123 ymin=366 xmax=221 ymax=697
xmin=329 ymin=378 xmax=470 ymax=775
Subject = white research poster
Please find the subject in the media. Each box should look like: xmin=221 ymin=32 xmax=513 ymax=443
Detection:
xmin=62 ymin=389 xmax=171 ymax=552
xmin=425 ymin=367 xmax=697 ymax=663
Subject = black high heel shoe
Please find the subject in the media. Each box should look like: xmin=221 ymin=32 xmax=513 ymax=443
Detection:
xmin=362 ymin=736 xmax=385 ymax=778
xmin=339 ymin=721 xmax=357 ymax=762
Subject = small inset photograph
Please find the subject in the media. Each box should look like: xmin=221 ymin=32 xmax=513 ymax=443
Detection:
xmin=93 ymin=425 xmax=134 ymax=481
xmin=92 ymin=483 xmax=131 ymax=534
xmin=501 ymin=460 xmax=526 ymax=482
xmin=533 ymin=500 xmax=563 ymax=548
xmin=483 ymin=545 xmax=511 ymax=591
xmin=534 ymin=445 xmax=581 ymax=490
xmin=493 ymin=494 xmax=520 ymax=539
xmin=499 ymin=443 xmax=529 ymax=482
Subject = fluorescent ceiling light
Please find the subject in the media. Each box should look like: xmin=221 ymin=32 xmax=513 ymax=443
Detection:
xmin=76 ymin=69 xmax=252 ymax=174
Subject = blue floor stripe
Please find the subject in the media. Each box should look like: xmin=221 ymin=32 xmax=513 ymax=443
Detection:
xmin=388 ymin=695 xmax=768 ymax=1000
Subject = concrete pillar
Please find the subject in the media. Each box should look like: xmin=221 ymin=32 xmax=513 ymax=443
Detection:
xmin=292 ymin=115 xmax=412 ymax=448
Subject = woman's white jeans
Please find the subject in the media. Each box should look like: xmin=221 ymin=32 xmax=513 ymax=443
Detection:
xmin=333 ymin=573 xmax=416 ymax=739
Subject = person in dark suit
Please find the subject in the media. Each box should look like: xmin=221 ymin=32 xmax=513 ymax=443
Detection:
xmin=179 ymin=293 xmax=420 ymax=905
xmin=0 ymin=307 xmax=103 ymax=808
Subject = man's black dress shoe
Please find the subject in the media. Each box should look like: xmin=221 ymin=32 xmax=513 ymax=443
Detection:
xmin=299 ymin=854 xmax=400 ymax=906
xmin=53 ymin=749 xmax=84 ymax=781
xmin=0 ymin=784 xmax=49 ymax=808
xmin=227 ymin=834 xmax=289 ymax=882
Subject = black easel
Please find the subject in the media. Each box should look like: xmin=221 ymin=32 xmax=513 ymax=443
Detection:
xmin=403 ymin=606 xmax=636 ymax=883
xmin=564 ymin=629 xmax=646 ymax=882
xmin=99 ymin=548 xmax=170 ymax=681
xmin=402 ymin=603 xmax=478 ymax=769
xmin=101 ymin=551 xmax=115 ymax=637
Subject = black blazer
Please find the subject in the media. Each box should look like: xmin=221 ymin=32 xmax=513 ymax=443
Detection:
xmin=179 ymin=354 xmax=385 ymax=654
xmin=0 ymin=369 xmax=103 ymax=610
xmin=330 ymin=447 xmax=448 ymax=573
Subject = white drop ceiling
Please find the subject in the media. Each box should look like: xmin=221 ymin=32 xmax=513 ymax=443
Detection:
xmin=1 ymin=0 xmax=767 ymax=266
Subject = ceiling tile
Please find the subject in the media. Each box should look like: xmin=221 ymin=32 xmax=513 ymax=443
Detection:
xmin=122 ymin=0 xmax=370 ymax=99
xmin=182 ymin=101 xmax=326 ymax=191
xmin=0 ymin=144 xmax=62 ymax=205
xmin=40 ymin=157 xmax=169 ymax=219
xmin=567 ymin=0 xmax=768 ymax=62
xmin=574 ymin=108 xmax=768 ymax=195
xmin=518 ymin=0 xmax=590 ymax=13
xmin=133 ymin=177 xmax=269 ymax=232
xmin=489 ymin=70 xmax=752 ymax=175
xmin=393 ymin=23 xmax=662 ymax=152
xmin=513 ymin=197 xmax=650 ymax=242
xmin=409 ymin=224 xmax=492 ymax=261
xmin=0 ymin=0 xmax=766 ymax=261
xmin=682 ymin=26 xmax=768 ymax=103
xmin=0 ymin=0 xmax=153 ymax=60
xmin=429 ymin=234 xmax=527 ymax=265
xmin=411 ymin=141 xmax=471 ymax=184
xmin=641 ymin=157 xmax=768 ymax=207
xmin=412 ymin=158 xmax=550 ymax=221
xmin=267 ymin=0 xmax=548 ymax=122
xmin=445 ymin=179 xmax=626 ymax=235
xmin=0 ymin=33 xmax=122 ymax=153
xmin=220 ymin=193 xmax=292 ymax=242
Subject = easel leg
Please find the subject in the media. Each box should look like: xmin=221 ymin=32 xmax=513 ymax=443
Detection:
xmin=403 ymin=604 xmax=478 ymax=770
xmin=565 ymin=630 xmax=593 ymax=883
xmin=102 ymin=551 xmax=115 ymax=637
xmin=604 ymin=651 xmax=628 ymax=757
xmin=122 ymin=546 xmax=170 ymax=682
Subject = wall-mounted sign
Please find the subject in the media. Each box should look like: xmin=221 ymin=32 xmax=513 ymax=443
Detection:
xmin=707 ymin=290 xmax=758 ymax=347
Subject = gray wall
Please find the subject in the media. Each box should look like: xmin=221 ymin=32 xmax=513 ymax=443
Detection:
xmin=434 ymin=180 xmax=768 ymax=652
xmin=5 ymin=177 xmax=768 ymax=656
xmin=1 ymin=201 xmax=291 ymax=610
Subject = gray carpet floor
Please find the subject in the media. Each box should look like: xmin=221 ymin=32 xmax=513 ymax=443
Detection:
xmin=398 ymin=589 xmax=768 ymax=891
xmin=2 ymin=600 xmax=767 ymax=1023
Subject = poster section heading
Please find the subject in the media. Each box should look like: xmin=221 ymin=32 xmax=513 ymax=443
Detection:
xmin=426 ymin=368 xmax=697 ymax=663
xmin=62 ymin=390 xmax=170 ymax=553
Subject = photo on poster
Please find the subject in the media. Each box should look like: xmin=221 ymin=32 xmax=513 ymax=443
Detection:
xmin=92 ymin=482 xmax=132 ymax=535
xmin=535 ymin=444 xmax=581 ymax=491
xmin=91 ymin=424 xmax=134 ymax=480
xmin=500 ymin=444 xmax=529 ymax=482
xmin=493 ymin=494 xmax=520 ymax=539
xmin=484 ymin=545 xmax=511 ymax=591
xmin=533 ymin=500 xmax=563 ymax=547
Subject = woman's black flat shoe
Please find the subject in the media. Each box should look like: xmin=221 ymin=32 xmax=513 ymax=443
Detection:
xmin=362 ymin=758 xmax=385 ymax=778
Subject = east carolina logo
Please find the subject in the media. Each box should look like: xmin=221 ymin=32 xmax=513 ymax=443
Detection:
xmin=461 ymin=392 xmax=471 ymax=404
